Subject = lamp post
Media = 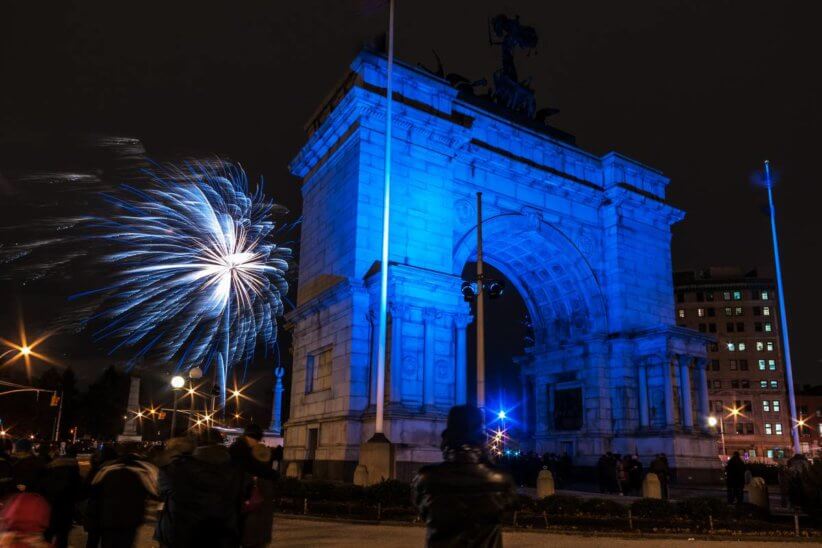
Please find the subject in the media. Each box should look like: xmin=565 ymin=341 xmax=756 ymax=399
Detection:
xmin=762 ymin=160 xmax=801 ymax=455
xmin=188 ymin=367 xmax=202 ymax=431
xmin=708 ymin=415 xmax=726 ymax=455
xmin=170 ymin=375 xmax=184 ymax=438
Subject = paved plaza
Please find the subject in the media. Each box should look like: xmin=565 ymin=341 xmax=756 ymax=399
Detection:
xmin=69 ymin=515 xmax=812 ymax=547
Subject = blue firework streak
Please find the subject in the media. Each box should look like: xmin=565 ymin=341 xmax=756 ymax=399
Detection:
xmin=74 ymin=160 xmax=291 ymax=408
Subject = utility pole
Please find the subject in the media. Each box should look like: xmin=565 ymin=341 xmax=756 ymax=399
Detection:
xmin=476 ymin=192 xmax=486 ymax=411
xmin=764 ymin=160 xmax=801 ymax=455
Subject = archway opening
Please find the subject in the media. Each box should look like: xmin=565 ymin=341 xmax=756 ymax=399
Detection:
xmin=462 ymin=261 xmax=532 ymax=448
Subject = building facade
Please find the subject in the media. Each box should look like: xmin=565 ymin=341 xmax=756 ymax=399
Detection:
xmin=797 ymin=386 xmax=822 ymax=457
xmin=675 ymin=268 xmax=792 ymax=460
xmin=284 ymin=49 xmax=717 ymax=482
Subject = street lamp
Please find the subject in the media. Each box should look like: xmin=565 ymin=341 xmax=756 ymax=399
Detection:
xmin=188 ymin=367 xmax=203 ymax=431
xmin=708 ymin=415 xmax=726 ymax=455
xmin=170 ymin=375 xmax=184 ymax=438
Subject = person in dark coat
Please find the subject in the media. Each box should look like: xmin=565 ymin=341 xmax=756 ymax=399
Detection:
xmin=0 ymin=439 xmax=14 ymax=497
xmin=40 ymin=446 xmax=82 ymax=548
xmin=627 ymin=455 xmax=643 ymax=496
xmin=412 ymin=405 xmax=517 ymax=548
xmin=155 ymin=429 xmax=246 ymax=548
xmin=86 ymin=447 xmax=158 ymax=548
xmin=725 ymin=451 xmax=746 ymax=504
xmin=11 ymin=438 xmax=46 ymax=493
xmin=229 ymin=424 xmax=278 ymax=548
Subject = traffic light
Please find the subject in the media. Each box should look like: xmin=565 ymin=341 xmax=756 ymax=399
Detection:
xmin=50 ymin=394 xmax=60 ymax=407
xmin=158 ymin=412 xmax=167 ymax=420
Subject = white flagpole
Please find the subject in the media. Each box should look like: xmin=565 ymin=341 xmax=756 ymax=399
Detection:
xmin=375 ymin=0 xmax=395 ymax=435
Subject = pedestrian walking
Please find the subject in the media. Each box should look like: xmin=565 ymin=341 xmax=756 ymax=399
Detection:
xmin=229 ymin=424 xmax=278 ymax=548
xmin=86 ymin=445 xmax=158 ymax=548
xmin=412 ymin=405 xmax=517 ymax=547
xmin=725 ymin=451 xmax=746 ymax=505
xmin=155 ymin=429 xmax=245 ymax=548
xmin=40 ymin=445 xmax=82 ymax=548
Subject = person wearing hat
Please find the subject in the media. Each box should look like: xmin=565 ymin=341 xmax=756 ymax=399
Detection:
xmin=229 ymin=424 xmax=278 ymax=548
xmin=412 ymin=405 xmax=517 ymax=547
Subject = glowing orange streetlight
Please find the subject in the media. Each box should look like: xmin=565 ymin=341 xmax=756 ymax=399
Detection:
xmin=1 ymin=316 xmax=57 ymax=378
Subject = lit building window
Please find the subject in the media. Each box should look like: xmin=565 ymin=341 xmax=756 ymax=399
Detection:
xmin=738 ymin=342 xmax=746 ymax=351
xmin=768 ymin=359 xmax=776 ymax=371
xmin=727 ymin=343 xmax=735 ymax=352
xmin=724 ymin=307 xmax=733 ymax=317
xmin=765 ymin=323 xmax=772 ymax=332
xmin=758 ymin=359 xmax=766 ymax=371
xmin=678 ymin=309 xmax=685 ymax=318
xmin=763 ymin=401 xmax=770 ymax=412
xmin=735 ymin=307 xmax=743 ymax=316
xmin=723 ymin=291 xmax=731 ymax=300
xmin=818 ymin=424 xmax=822 ymax=436
xmin=773 ymin=400 xmax=780 ymax=412
xmin=760 ymin=380 xmax=768 ymax=389
xmin=733 ymin=291 xmax=742 ymax=300
xmin=766 ymin=341 xmax=774 ymax=351
xmin=697 ymin=308 xmax=705 ymax=317
xmin=761 ymin=290 xmax=769 ymax=300
xmin=767 ymin=449 xmax=774 ymax=458
xmin=765 ymin=423 xmax=773 ymax=435
xmin=756 ymin=341 xmax=764 ymax=351
xmin=770 ymin=380 xmax=778 ymax=389
xmin=764 ymin=306 xmax=771 ymax=316
xmin=775 ymin=423 xmax=783 ymax=435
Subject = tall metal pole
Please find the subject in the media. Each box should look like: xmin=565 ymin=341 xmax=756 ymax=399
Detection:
xmin=764 ymin=160 xmax=801 ymax=455
xmin=170 ymin=390 xmax=179 ymax=439
xmin=374 ymin=0 xmax=395 ymax=436
xmin=476 ymin=192 xmax=486 ymax=411
xmin=53 ymin=390 xmax=63 ymax=442
xmin=719 ymin=418 xmax=726 ymax=456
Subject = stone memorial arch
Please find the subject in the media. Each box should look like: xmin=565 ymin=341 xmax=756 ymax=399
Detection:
xmin=284 ymin=50 xmax=718 ymax=481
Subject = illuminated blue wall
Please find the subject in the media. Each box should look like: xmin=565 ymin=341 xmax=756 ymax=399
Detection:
xmin=285 ymin=50 xmax=716 ymax=478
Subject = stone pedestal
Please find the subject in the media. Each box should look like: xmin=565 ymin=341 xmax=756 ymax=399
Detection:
xmin=358 ymin=433 xmax=395 ymax=486
xmin=642 ymin=473 xmax=662 ymax=499
xmin=117 ymin=376 xmax=142 ymax=442
xmin=536 ymin=469 xmax=555 ymax=498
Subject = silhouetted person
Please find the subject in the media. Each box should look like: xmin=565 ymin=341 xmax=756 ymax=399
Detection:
xmin=725 ymin=451 xmax=746 ymax=504
xmin=86 ymin=445 xmax=158 ymax=548
xmin=155 ymin=430 xmax=245 ymax=548
xmin=627 ymin=455 xmax=643 ymax=496
xmin=11 ymin=439 xmax=45 ymax=493
xmin=412 ymin=405 xmax=517 ymax=547
xmin=229 ymin=424 xmax=278 ymax=548
xmin=41 ymin=445 xmax=82 ymax=548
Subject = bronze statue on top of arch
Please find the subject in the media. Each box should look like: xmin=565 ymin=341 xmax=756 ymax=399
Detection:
xmin=418 ymin=14 xmax=560 ymax=127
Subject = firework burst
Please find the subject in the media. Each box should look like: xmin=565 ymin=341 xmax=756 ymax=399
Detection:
xmin=74 ymin=160 xmax=291 ymax=407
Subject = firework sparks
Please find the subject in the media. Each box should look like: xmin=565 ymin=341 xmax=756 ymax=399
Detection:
xmin=73 ymin=161 xmax=291 ymax=407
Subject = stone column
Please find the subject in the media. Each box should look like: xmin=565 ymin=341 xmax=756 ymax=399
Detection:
xmin=638 ymin=362 xmax=649 ymax=429
xmin=678 ymin=355 xmax=694 ymax=430
xmin=663 ymin=356 xmax=676 ymax=428
xmin=695 ymin=358 xmax=709 ymax=430
xmin=270 ymin=366 xmax=285 ymax=435
xmin=454 ymin=314 xmax=470 ymax=405
xmin=423 ymin=308 xmax=438 ymax=408
xmin=389 ymin=304 xmax=404 ymax=403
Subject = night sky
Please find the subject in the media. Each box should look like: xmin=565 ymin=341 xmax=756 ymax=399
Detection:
xmin=1 ymin=0 xmax=821 ymax=421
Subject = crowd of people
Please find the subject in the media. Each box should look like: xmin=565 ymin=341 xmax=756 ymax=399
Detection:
xmin=0 ymin=424 xmax=280 ymax=547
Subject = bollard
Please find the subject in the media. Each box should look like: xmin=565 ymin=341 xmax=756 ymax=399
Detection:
xmin=747 ymin=477 xmax=769 ymax=511
xmin=353 ymin=464 xmax=369 ymax=486
xmin=708 ymin=514 xmax=714 ymax=533
xmin=303 ymin=498 xmax=308 ymax=515
xmin=794 ymin=511 xmax=800 ymax=536
xmin=641 ymin=473 xmax=662 ymax=499
xmin=512 ymin=510 xmax=518 ymax=527
xmin=537 ymin=469 xmax=555 ymax=498
xmin=542 ymin=511 xmax=549 ymax=527
xmin=627 ymin=508 xmax=633 ymax=530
